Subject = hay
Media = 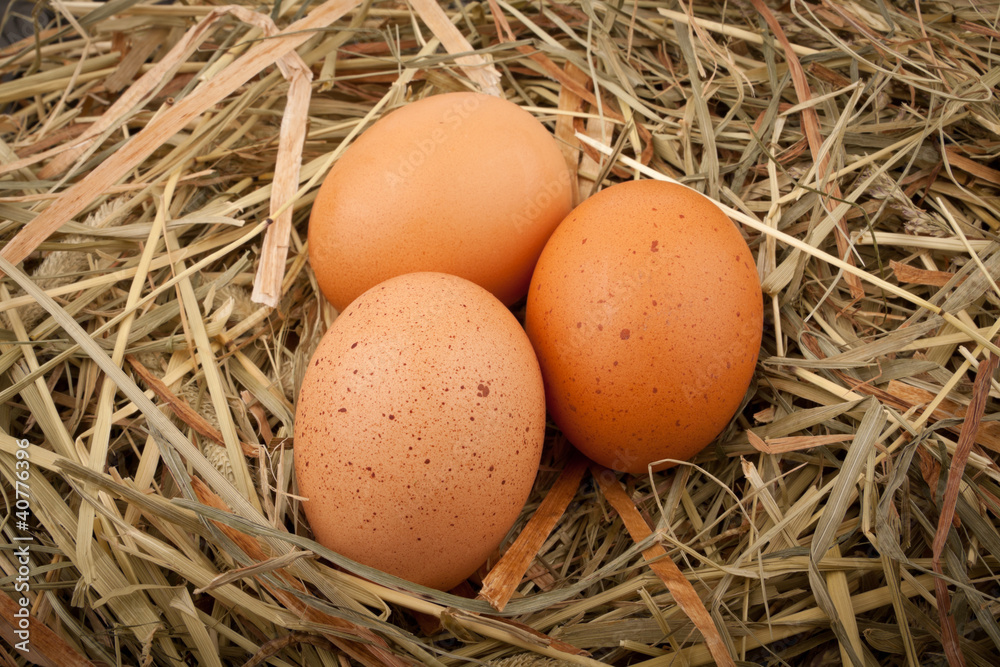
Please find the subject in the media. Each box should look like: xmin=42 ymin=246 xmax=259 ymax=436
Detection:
xmin=2 ymin=0 xmax=1000 ymax=665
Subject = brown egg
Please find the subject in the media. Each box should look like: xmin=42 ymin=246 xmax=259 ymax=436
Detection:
xmin=309 ymin=92 xmax=573 ymax=311
xmin=524 ymin=180 xmax=763 ymax=474
xmin=294 ymin=273 xmax=545 ymax=590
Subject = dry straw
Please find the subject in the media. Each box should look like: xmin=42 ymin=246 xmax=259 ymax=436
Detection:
xmin=2 ymin=0 xmax=1000 ymax=665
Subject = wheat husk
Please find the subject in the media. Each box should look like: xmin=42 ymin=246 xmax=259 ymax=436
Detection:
xmin=2 ymin=1 xmax=1000 ymax=665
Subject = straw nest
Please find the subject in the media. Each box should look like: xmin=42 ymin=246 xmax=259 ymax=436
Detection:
xmin=2 ymin=0 xmax=1000 ymax=665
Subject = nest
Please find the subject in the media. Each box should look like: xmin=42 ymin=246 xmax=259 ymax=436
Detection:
xmin=2 ymin=1 xmax=1000 ymax=665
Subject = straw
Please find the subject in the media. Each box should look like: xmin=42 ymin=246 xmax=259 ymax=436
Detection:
xmin=3 ymin=1 xmax=1000 ymax=665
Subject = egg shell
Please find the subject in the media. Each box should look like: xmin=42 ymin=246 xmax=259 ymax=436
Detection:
xmin=524 ymin=180 xmax=763 ymax=474
xmin=308 ymin=92 xmax=573 ymax=311
xmin=294 ymin=272 xmax=546 ymax=591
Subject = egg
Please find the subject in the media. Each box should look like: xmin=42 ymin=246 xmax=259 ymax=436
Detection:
xmin=524 ymin=180 xmax=763 ymax=474
xmin=294 ymin=272 xmax=546 ymax=590
xmin=308 ymin=92 xmax=573 ymax=311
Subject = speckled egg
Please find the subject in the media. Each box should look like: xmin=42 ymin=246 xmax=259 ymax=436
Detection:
xmin=308 ymin=92 xmax=573 ymax=311
xmin=294 ymin=272 xmax=546 ymax=590
xmin=524 ymin=180 xmax=763 ymax=474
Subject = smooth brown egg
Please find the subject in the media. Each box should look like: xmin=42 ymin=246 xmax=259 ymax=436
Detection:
xmin=525 ymin=180 xmax=763 ymax=474
xmin=309 ymin=92 xmax=573 ymax=311
xmin=294 ymin=272 xmax=545 ymax=590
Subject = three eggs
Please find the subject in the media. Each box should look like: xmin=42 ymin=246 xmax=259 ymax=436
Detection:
xmin=295 ymin=92 xmax=763 ymax=590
